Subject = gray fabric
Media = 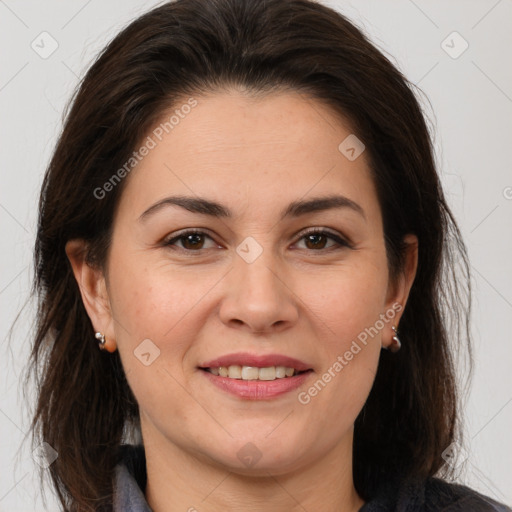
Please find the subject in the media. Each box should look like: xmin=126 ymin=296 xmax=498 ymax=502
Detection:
xmin=359 ymin=475 xmax=512 ymax=512
xmin=112 ymin=444 xmax=511 ymax=511
xmin=113 ymin=444 xmax=152 ymax=512
xmin=113 ymin=460 xmax=152 ymax=511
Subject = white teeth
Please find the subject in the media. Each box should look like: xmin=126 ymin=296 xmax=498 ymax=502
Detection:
xmin=228 ymin=365 xmax=242 ymax=379
xmin=275 ymin=366 xmax=286 ymax=378
xmin=258 ymin=367 xmax=276 ymax=381
xmin=241 ymin=366 xmax=259 ymax=380
xmin=206 ymin=365 xmax=301 ymax=380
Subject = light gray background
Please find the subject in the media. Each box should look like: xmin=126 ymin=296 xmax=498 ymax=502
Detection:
xmin=1 ymin=0 xmax=511 ymax=510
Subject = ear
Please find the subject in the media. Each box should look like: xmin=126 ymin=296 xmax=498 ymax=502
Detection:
xmin=382 ymin=234 xmax=418 ymax=349
xmin=65 ymin=239 xmax=117 ymax=353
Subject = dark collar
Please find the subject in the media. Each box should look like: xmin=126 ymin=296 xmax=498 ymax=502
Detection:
xmin=112 ymin=444 xmax=511 ymax=512
xmin=113 ymin=444 xmax=152 ymax=512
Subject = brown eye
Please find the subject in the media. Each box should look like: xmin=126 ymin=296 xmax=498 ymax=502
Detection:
xmin=303 ymin=233 xmax=330 ymax=250
xmin=295 ymin=229 xmax=350 ymax=251
xmin=180 ymin=233 xmax=206 ymax=250
xmin=165 ymin=230 xmax=217 ymax=251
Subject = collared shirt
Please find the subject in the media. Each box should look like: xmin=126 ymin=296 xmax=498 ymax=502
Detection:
xmin=113 ymin=445 xmax=152 ymax=512
xmin=112 ymin=444 xmax=511 ymax=512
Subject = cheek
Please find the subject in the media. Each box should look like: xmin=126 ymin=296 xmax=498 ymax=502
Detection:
xmin=301 ymin=257 xmax=389 ymax=343
xmin=108 ymin=252 xmax=212 ymax=340
xmin=107 ymin=259 xmax=211 ymax=420
xmin=296 ymin=255 xmax=388 ymax=407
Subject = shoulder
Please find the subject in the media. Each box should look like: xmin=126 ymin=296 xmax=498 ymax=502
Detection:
xmin=361 ymin=475 xmax=511 ymax=512
xmin=422 ymin=477 xmax=511 ymax=512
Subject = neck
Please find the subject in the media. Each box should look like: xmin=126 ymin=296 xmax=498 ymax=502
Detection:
xmin=142 ymin=421 xmax=364 ymax=512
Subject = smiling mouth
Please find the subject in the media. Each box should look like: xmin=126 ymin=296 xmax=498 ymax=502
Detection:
xmin=199 ymin=365 xmax=312 ymax=381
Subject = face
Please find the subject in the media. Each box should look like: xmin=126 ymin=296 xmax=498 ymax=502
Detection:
xmin=72 ymin=89 xmax=416 ymax=475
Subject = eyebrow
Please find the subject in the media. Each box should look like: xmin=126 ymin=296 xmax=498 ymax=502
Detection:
xmin=138 ymin=194 xmax=366 ymax=222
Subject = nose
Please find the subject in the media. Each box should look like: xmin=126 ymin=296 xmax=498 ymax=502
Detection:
xmin=218 ymin=249 xmax=299 ymax=335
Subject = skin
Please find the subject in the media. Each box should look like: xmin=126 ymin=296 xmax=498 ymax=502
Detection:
xmin=66 ymin=89 xmax=418 ymax=512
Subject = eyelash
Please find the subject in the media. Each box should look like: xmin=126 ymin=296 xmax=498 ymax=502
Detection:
xmin=163 ymin=228 xmax=352 ymax=254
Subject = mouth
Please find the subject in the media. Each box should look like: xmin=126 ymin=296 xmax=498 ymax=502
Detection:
xmin=199 ymin=365 xmax=312 ymax=381
xmin=197 ymin=353 xmax=314 ymax=399
xmin=198 ymin=352 xmax=313 ymax=379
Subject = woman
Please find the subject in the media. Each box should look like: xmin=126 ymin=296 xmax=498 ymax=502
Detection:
xmin=25 ymin=0 xmax=511 ymax=510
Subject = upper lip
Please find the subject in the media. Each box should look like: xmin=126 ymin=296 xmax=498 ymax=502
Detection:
xmin=200 ymin=352 xmax=312 ymax=372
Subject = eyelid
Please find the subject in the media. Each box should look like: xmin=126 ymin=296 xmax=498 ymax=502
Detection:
xmin=295 ymin=226 xmax=351 ymax=243
xmin=164 ymin=227 xmax=214 ymax=241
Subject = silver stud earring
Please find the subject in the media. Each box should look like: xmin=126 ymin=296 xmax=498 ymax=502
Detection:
xmin=94 ymin=332 xmax=107 ymax=350
xmin=389 ymin=325 xmax=401 ymax=353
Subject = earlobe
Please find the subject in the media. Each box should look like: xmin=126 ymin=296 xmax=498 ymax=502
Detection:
xmin=65 ymin=239 xmax=117 ymax=352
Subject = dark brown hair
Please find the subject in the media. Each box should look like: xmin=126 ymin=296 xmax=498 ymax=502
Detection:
xmin=24 ymin=0 xmax=472 ymax=510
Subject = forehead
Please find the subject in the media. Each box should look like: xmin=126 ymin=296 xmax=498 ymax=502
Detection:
xmin=115 ymin=89 xmax=380 ymax=225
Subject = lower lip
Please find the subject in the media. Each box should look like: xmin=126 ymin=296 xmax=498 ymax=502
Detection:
xmin=199 ymin=369 xmax=313 ymax=399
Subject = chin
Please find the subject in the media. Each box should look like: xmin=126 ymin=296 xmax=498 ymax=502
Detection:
xmin=202 ymin=433 xmax=311 ymax=476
